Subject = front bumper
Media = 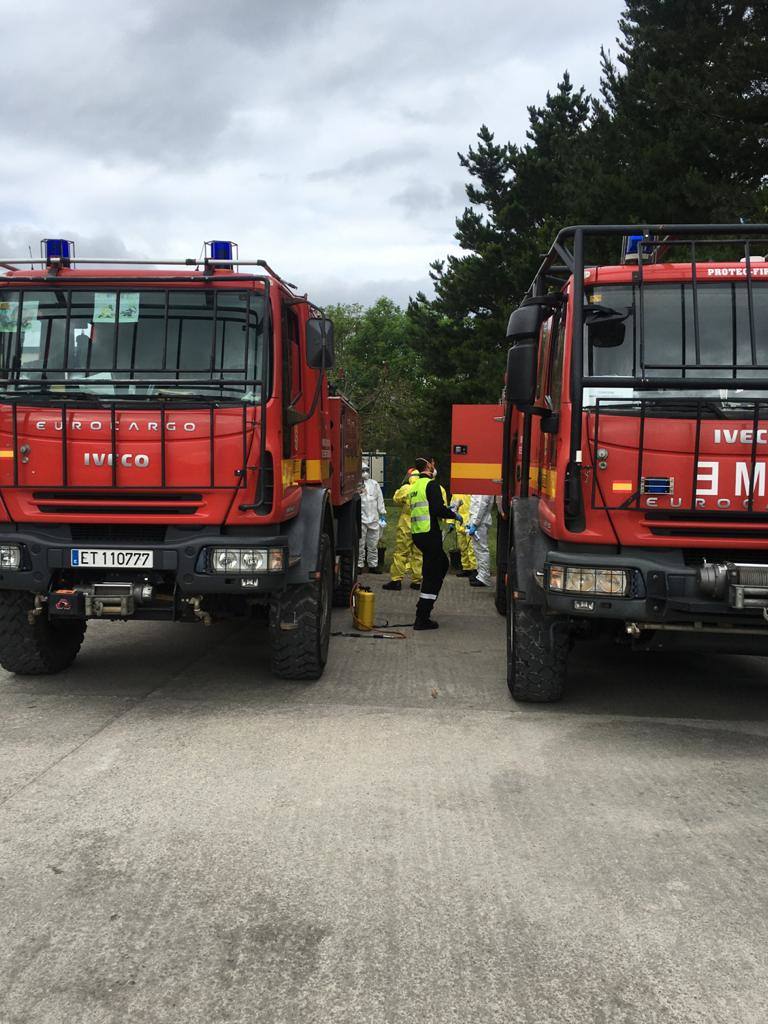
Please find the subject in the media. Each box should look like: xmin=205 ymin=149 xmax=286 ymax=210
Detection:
xmin=0 ymin=524 xmax=295 ymax=596
xmin=541 ymin=546 xmax=768 ymax=627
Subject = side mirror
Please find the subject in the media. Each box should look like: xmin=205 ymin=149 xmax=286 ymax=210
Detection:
xmin=585 ymin=305 xmax=627 ymax=349
xmin=505 ymin=299 xmax=550 ymax=409
xmin=306 ymin=317 xmax=335 ymax=369
xmin=506 ymin=303 xmax=544 ymax=344
xmin=506 ymin=342 xmax=537 ymax=408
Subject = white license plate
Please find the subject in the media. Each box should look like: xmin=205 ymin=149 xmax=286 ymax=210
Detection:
xmin=70 ymin=548 xmax=154 ymax=568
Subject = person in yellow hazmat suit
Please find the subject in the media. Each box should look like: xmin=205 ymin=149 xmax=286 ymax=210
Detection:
xmin=451 ymin=494 xmax=478 ymax=577
xmin=382 ymin=469 xmax=423 ymax=591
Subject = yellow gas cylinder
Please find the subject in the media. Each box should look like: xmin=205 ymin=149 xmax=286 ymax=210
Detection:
xmin=353 ymin=586 xmax=376 ymax=631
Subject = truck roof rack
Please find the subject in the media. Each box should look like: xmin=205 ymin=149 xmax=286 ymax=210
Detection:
xmin=528 ymin=223 xmax=768 ymax=298
xmin=0 ymin=256 xmax=299 ymax=292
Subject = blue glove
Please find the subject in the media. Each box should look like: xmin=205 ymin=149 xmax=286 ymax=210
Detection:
xmin=379 ymin=517 xmax=387 ymax=528
xmin=467 ymin=523 xmax=477 ymax=537
xmin=454 ymin=512 xmax=464 ymax=527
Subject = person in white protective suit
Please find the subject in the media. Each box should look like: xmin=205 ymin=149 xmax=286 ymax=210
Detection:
xmin=358 ymin=464 xmax=387 ymax=572
xmin=467 ymin=493 xmax=494 ymax=587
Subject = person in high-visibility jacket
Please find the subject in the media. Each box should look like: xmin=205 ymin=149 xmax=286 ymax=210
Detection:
xmin=409 ymin=457 xmax=462 ymax=630
xmin=383 ymin=469 xmax=422 ymax=591
xmin=451 ymin=493 xmax=477 ymax=577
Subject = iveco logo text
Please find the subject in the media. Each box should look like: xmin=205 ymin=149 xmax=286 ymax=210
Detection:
xmin=713 ymin=429 xmax=768 ymax=445
xmin=35 ymin=420 xmax=197 ymax=433
xmin=84 ymin=453 xmax=150 ymax=468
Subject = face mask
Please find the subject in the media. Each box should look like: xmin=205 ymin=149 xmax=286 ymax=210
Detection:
xmin=362 ymin=471 xmax=370 ymax=481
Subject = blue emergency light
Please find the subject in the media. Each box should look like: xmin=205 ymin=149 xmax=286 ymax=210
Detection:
xmin=625 ymin=234 xmax=643 ymax=256
xmin=209 ymin=240 xmax=234 ymax=262
xmin=42 ymin=238 xmax=73 ymax=263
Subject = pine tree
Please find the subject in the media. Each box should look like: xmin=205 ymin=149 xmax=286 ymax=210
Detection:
xmin=407 ymin=75 xmax=594 ymax=464
xmin=595 ymin=0 xmax=768 ymax=222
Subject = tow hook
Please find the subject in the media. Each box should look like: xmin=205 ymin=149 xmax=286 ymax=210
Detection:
xmin=186 ymin=595 xmax=212 ymax=626
xmin=28 ymin=593 xmax=46 ymax=624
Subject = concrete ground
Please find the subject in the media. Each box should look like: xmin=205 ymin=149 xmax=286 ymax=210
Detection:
xmin=2 ymin=575 xmax=768 ymax=1024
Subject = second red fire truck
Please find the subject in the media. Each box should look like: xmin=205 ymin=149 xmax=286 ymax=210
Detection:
xmin=455 ymin=224 xmax=768 ymax=701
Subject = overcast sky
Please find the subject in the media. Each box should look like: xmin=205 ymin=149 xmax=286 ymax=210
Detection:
xmin=0 ymin=0 xmax=625 ymax=306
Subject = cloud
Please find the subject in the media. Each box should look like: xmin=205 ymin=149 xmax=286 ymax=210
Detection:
xmin=309 ymin=144 xmax=430 ymax=182
xmin=0 ymin=0 xmax=626 ymax=303
xmin=390 ymin=181 xmax=465 ymax=217
xmin=309 ymin=275 xmax=435 ymax=309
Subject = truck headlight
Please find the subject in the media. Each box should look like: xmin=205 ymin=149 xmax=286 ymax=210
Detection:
xmin=547 ymin=564 xmax=629 ymax=597
xmin=0 ymin=544 xmax=21 ymax=570
xmin=209 ymin=547 xmax=284 ymax=574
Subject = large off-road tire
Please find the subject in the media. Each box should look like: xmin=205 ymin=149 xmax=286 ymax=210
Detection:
xmin=0 ymin=591 xmax=86 ymax=674
xmin=270 ymin=533 xmax=333 ymax=681
xmin=507 ymin=594 xmax=568 ymax=703
xmin=333 ymin=547 xmax=358 ymax=608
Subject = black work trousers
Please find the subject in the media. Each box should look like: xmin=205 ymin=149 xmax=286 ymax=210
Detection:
xmin=412 ymin=531 xmax=449 ymax=600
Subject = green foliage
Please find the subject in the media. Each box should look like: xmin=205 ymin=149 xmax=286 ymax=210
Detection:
xmin=594 ymin=0 xmax=768 ymax=223
xmin=407 ymin=74 xmax=595 ymax=466
xmin=406 ymin=2 xmax=768 ymax=462
xmin=327 ymin=297 xmax=429 ymax=488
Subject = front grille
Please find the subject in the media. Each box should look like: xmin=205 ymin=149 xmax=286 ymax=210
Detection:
xmin=33 ymin=490 xmax=202 ymax=517
xmin=683 ymin=549 xmax=768 ymax=566
xmin=70 ymin=525 xmax=167 ymax=544
xmin=652 ymin=527 xmax=768 ymax=539
xmin=37 ymin=504 xmax=198 ymax=515
xmin=644 ymin=510 xmax=768 ymax=522
xmin=33 ymin=491 xmax=202 ymax=502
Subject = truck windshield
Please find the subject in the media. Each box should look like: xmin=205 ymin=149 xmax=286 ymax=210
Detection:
xmin=583 ymin=280 xmax=768 ymax=411
xmin=0 ymin=288 xmax=265 ymax=402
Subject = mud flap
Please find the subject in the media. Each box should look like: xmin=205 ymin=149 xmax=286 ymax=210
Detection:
xmin=284 ymin=487 xmax=332 ymax=584
xmin=334 ymin=494 xmax=360 ymax=555
xmin=510 ymin=496 xmax=551 ymax=610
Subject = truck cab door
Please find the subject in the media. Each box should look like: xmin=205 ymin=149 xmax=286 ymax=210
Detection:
xmin=450 ymin=404 xmax=504 ymax=495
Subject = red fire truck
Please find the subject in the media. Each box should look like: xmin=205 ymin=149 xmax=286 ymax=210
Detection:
xmin=461 ymin=225 xmax=768 ymax=701
xmin=0 ymin=239 xmax=361 ymax=679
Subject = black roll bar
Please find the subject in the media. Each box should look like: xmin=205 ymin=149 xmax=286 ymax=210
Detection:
xmin=524 ymin=224 xmax=768 ymax=528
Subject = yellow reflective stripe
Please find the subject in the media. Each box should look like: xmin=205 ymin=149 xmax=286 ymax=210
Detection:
xmin=452 ymin=462 xmax=502 ymax=480
xmin=281 ymin=458 xmax=302 ymax=487
xmin=0 ymin=450 xmax=13 ymax=459
xmin=528 ymin=465 xmax=557 ymax=499
xmin=305 ymin=458 xmax=330 ymax=482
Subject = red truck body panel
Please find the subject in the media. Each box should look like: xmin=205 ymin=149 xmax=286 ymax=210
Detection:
xmin=507 ymin=261 xmax=768 ymax=551
xmin=450 ymin=404 xmax=503 ymax=495
xmin=0 ymin=268 xmax=358 ymax=530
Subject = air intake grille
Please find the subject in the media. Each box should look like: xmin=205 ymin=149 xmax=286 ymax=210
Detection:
xmin=70 ymin=525 xmax=167 ymax=544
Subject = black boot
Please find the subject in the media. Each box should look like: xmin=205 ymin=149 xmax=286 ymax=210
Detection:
xmin=382 ymin=580 xmax=402 ymax=590
xmin=413 ymin=597 xmax=439 ymax=630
